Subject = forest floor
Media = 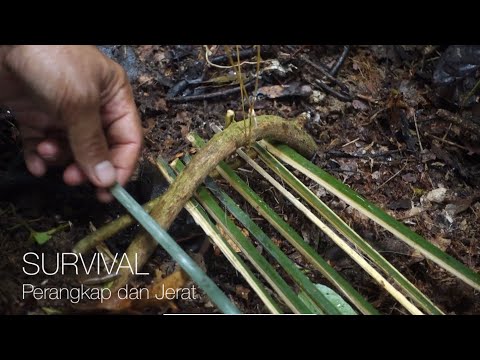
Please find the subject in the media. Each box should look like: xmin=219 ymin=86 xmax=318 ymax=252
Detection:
xmin=0 ymin=45 xmax=479 ymax=314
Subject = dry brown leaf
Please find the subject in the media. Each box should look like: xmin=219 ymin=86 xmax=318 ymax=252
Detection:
xmin=445 ymin=193 xmax=480 ymax=216
xmin=235 ymin=285 xmax=251 ymax=300
xmin=138 ymin=74 xmax=153 ymax=85
xmin=77 ymin=291 xmax=133 ymax=312
xmin=399 ymin=206 xmax=424 ymax=219
xmin=78 ymin=267 xmax=191 ymax=313
xmin=137 ymin=45 xmax=155 ymax=61
xmin=272 ymin=237 xmax=282 ymax=247
xmin=154 ymin=98 xmax=168 ymax=112
xmin=133 ymin=269 xmax=190 ymax=311
xmin=174 ymin=111 xmax=190 ymax=124
xmin=257 ymin=83 xmax=312 ymax=99
xmin=410 ymin=250 xmax=425 ymax=262
xmin=180 ymin=125 xmax=190 ymax=138
xmin=431 ymin=236 xmax=451 ymax=251
xmin=143 ymin=117 xmax=156 ymax=134
xmin=213 ymin=244 xmax=222 ymax=257
xmin=148 ymin=269 xmax=189 ymax=299
xmin=163 ymin=137 xmax=174 ymax=149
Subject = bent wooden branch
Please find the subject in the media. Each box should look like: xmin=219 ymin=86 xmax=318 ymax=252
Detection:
xmin=110 ymin=115 xmax=317 ymax=291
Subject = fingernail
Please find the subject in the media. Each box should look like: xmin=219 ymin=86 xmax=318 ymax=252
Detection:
xmin=38 ymin=142 xmax=58 ymax=157
xmin=94 ymin=160 xmax=116 ymax=186
xmin=26 ymin=153 xmax=46 ymax=177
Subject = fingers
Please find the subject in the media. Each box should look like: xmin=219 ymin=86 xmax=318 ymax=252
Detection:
xmin=37 ymin=138 xmax=72 ymax=165
xmin=63 ymin=163 xmax=88 ymax=186
xmin=63 ymin=164 xmax=113 ymax=203
xmin=64 ymin=165 xmax=113 ymax=203
xmin=65 ymin=107 xmax=117 ymax=189
xmin=96 ymin=188 xmax=114 ymax=203
xmin=25 ymin=151 xmax=46 ymax=177
xmin=8 ymin=47 xmax=142 ymax=203
xmin=17 ymin=112 xmax=72 ymax=170
xmin=17 ymin=123 xmax=47 ymax=177
xmin=101 ymin=75 xmax=143 ymax=186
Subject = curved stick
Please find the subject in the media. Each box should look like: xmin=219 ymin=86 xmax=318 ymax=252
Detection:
xmin=111 ymin=115 xmax=317 ymax=291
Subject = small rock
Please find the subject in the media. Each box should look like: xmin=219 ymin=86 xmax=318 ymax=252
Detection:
xmin=425 ymin=188 xmax=447 ymax=204
xmin=371 ymin=171 xmax=381 ymax=181
xmin=352 ymin=99 xmax=369 ymax=111
xmin=402 ymin=206 xmax=424 ymax=218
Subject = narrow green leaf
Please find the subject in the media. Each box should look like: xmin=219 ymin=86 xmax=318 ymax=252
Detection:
xmin=261 ymin=141 xmax=480 ymax=291
xmin=299 ymin=285 xmax=357 ymax=315
xmin=253 ymin=143 xmax=443 ymax=315
xmin=181 ymin=154 xmax=332 ymax=314
xmin=189 ymin=132 xmax=379 ymax=315
xmin=33 ymin=223 xmax=70 ymax=245
xmin=171 ymin=159 xmax=313 ymax=314
xmin=156 ymin=158 xmax=283 ymax=314
xmin=34 ymin=232 xmax=51 ymax=245
xmin=41 ymin=307 xmax=62 ymax=315
xmin=237 ymin=146 xmax=422 ymax=314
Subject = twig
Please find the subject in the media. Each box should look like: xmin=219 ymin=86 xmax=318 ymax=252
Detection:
xmin=377 ymin=164 xmax=407 ymax=190
xmin=110 ymin=115 xmax=317 ymax=291
xmin=73 ymin=197 xmax=162 ymax=254
xmin=330 ymin=45 xmax=350 ymax=77
xmin=136 ymin=77 xmax=153 ymax=89
xmin=426 ymin=132 xmax=471 ymax=152
xmin=314 ymin=79 xmax=352 ymax=102
xmin=436 ymin=109 xmax=480 ymax=136
xmin=356 ymin=93 xmax=379 ymax=104
xmin=342 ymin=137 xmax=360 ymax=148
xmin=301 ymin=55 xmax=350 ymax=92
xmin=413 ymin=112 xmax=423 ymax=152
xmin=166 ymin=79 xmax=190 ymax=98
xmin=301 ymin=56 xmax=352 ymax=102
xmin=208 ymin=47 xmax=266 ymax=66
xmin=110 ymin=183 xmax=241 ymax=314
xmin=442 ymin=123 xmax=452 ymax=141
xmin=461 ymin=78 xmax=480 ymax=107
xmin=325 ymin=149 xmax=402 ymax=159
xmin=204 ymin=45 xmax=264 ymax=69
xmin=166 ymin=80 xmax=255 ymax=103
xmin=288 ymin=45 xmax=308 ymax=58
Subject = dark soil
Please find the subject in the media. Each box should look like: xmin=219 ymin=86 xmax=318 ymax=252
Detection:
xmin=1 ymin=45 xmax=479 ymax=314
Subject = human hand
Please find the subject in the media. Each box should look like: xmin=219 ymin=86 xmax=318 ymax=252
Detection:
xmin=0 ymin=45 xmax=143 ymax=202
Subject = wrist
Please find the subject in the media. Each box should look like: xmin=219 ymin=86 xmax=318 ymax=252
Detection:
xmin=0 ymin=46 xmax=23 ymax=103
xmin=0 ymin=45 xmax=18 ymax=64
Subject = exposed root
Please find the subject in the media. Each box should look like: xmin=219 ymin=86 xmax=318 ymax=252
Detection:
xmin=108 ymin=115 xmax=317 ymax=291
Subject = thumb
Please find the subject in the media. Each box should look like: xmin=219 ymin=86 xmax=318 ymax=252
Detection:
xmin=65 ymin=109 xmax=117 ymax=188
